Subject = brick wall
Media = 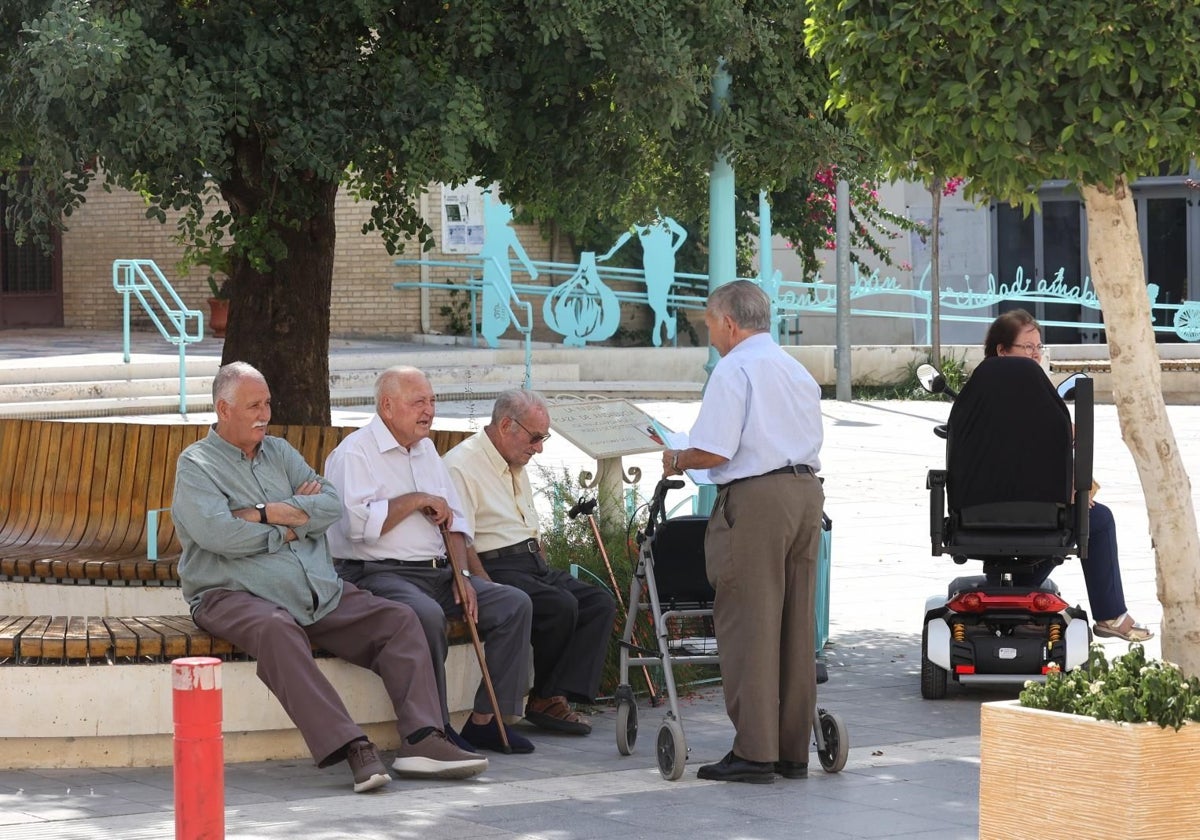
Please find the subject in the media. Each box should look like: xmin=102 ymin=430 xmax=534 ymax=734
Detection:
xmin=61 ymin=182 xmax=574 ymax=339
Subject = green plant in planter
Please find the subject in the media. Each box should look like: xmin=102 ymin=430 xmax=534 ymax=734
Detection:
xmin=206 ymin=275 xmax=230 ymax=300
xmin=1020 ymin=643 xmax=1200 ymax=730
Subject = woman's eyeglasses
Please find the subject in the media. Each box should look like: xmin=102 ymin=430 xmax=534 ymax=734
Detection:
xmin=510 ymin=416 xmax=552 ymax=444
xmin=1012 ymin=342 xmax=1045 ymax=355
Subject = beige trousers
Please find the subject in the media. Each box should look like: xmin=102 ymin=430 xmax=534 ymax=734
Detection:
xmin=705 ymin=471 xmax=824 ymax=763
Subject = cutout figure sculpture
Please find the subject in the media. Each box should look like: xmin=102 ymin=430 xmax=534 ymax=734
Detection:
xmin=600 ymin=215 xmax=687 ymax=346
xmin=480 ymin=195 xmax=539 ymax=347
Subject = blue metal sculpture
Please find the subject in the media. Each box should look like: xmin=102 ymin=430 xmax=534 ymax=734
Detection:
xmin=599 ymin=215 xmax=688 ymax=347
xmin=543 ymin=252 xmax=621 ymax=346
xmin=480 ymin=194 xmax=539 ymax=346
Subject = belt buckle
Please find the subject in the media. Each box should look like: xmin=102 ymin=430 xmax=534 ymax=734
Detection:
xmin=524 ymin=538 xmax=539 ymax=555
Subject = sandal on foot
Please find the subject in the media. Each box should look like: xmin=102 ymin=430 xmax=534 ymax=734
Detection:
xmin=1094 ymin=614 xmax=1154 ymax=642
xmin=524 ymin=695 xmax=592 ymax=735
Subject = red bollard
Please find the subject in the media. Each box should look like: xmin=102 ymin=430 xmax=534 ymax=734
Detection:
xmin=173 ymin=656 xmax=224 ymax=840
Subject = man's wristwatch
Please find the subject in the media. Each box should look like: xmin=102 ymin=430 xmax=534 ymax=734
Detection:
xmin=255 ymin=503 xmax=267 ymax=524
xmin=671 ymin=452 xmax=681 ymax=471
xmin=460 ymin=569 xmax=472 ymax=578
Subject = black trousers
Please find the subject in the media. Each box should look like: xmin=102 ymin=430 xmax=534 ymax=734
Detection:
xmin=485 ymin=551 xmax=617 ymax=703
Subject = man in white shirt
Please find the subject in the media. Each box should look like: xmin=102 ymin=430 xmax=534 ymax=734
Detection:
xmin=662 ymin=280 xmax=825 ymax=784
xmin=325 ymin=367 xmax=535 ymax=754
xmin=444 ymin=389 xmax=617 ymax=735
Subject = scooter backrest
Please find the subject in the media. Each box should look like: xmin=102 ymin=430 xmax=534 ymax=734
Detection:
xmin=946 ymin=356 xmax=1072 ymax=516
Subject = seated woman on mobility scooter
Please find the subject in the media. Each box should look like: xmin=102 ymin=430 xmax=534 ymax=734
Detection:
xmin=984 ymin=309 xmax=1152 ymax=642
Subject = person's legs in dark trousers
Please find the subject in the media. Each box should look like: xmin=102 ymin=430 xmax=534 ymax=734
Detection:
xmin=488 ymin=561 xmax=616 ymax=703
xmin=461 ymin=577 xmax=533 ymax=717
xmin=1080 ymin=502 xmax=1127 ymax=621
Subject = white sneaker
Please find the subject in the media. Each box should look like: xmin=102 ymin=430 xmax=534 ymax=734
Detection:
xmin=391 ymin=728 xmax=488 ymax=779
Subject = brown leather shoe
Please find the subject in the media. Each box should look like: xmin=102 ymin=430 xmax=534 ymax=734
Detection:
xmin=524 ymin=695 xmax=592 ymax=735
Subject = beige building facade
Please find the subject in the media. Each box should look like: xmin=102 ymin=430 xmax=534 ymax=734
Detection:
xmin=8 ymin=180 xmax=577 ymax=341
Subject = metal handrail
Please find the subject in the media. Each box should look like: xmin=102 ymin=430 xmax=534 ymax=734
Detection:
xmin=394 ymin=255 xmax=535 ymax=387
xmin=111 ymin=259 xmax=205 ymax=416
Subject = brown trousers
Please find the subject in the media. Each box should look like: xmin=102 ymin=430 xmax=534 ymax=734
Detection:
xmin=193 ymin=581 xmax=444 ymax=767
xmin=705 ymin=471 xmax=824 ymax=763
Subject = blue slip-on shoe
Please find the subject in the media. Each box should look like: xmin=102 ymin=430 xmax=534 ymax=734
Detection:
xmin=461 ymin=716 xmax=535 ymax=754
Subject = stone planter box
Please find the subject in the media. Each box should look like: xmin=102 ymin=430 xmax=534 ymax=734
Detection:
xmin=980 ymin=700 xmax=1200 ymax=839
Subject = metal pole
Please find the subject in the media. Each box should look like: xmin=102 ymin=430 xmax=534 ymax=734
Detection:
xmin=173 ymin=656 xmax=224 ymax=840
xmin=706 ymin=59 xmax=736 ymax=378
xmin=835 ymin=179 xmax=852 ymax=401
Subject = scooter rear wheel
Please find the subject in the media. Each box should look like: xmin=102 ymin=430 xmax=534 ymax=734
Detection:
xmin=920 ymin=625 xmax=948 ymax=699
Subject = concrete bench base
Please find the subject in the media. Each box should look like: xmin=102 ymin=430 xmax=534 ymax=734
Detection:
xmin=0 ymin=645 xmax=486 ymax=769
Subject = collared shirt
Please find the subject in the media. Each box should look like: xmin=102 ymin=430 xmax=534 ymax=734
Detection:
xmin=689 ymin=332 xmax=823 ymax=485
xmin=443 ymin=430 xmax=538 ymax=554
xmin=172 ymin=427 xmax=345 ymax=625
xmin=323 ymin=414 xmax=468 ymax=562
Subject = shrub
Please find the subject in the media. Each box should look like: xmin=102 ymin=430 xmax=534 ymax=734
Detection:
xmin=1020 ymin=643 xmax=1200 ymax=730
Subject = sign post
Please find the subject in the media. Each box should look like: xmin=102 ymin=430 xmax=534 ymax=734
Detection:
xmin=547 ymin=399 xmax=665 ymax=527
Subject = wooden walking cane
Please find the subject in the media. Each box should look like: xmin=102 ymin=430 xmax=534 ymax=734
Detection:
xmin=440 ymin=522 xmax=511 ymax=753
xmin=569 ymin=498 xmax=659 ymax=704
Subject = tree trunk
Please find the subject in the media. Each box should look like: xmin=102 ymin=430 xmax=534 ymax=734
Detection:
xmin=218 ymin=140 xmax=336 ymax=425
xmin=1080 ymin=179 xmax=1200 ymax=675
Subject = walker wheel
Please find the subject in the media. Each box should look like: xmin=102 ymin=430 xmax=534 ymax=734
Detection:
xmin=816 ymin=708 xmax=849 ymax=773
xmin=616 ymin=697 xmax=638 ymax=755
xmin=656 ymin=718 xmax=687 ymax=781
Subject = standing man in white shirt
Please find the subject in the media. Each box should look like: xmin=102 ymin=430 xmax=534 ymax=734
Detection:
xmin=325 ymin=366 xmax=535 ymax=754
xmin=662 ymin=280 xmax=825 ymax=784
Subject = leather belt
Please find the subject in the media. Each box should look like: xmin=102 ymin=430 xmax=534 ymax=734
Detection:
xmin=477 ymin=539 xmax=541 ymax=562
xmin=718 ymin=463 xmax=815 ymax=491
xmin=392 ymin=557 xmax=448 ymax=568
xmin=343 ymin=557 xmax=448 ymax=569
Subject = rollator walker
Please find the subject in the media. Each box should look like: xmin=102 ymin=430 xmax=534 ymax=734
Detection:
xmin=614 ymin=477 xmax=848 ymax=780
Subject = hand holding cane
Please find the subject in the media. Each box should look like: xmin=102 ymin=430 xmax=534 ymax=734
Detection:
xmin=440 ymin=522 xmax=511 ymax=753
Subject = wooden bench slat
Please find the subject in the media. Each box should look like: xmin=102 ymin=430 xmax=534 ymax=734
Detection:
xmin=18 ymin=616 xmax=54 ymax=659
xmin=0 ymin=615 xmax=38 ymax=658
xmin=63 ymin=615 xmax=96 ymax=660
xmin=85 ymin=616 xmax=114 ymax=660
xmin=106 ymin=617 xmax=144 ymax=659
xmin=40 ymin=616 xmax=69 ymax=661
xmin=135 ymin=615 xmax=190 ymax=658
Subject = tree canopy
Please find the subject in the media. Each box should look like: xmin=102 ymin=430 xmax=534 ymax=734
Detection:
xmin=2 ymin=1 xmax=894 ymax=421
xmin=805 ymin=1 xmax=1200 ymax=206
xmin=806 ymin=0 xmax=1200 ymax=672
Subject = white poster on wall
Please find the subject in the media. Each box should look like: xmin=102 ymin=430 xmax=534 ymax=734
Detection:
xmin=440 ymin=181 xmax=488 ymax=254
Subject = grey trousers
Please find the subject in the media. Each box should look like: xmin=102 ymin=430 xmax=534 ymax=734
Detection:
xmin=705 ymin=471 xmax=824 ymax=764
xmin=335 ymin=561 xmax=533 ymax=720
xmin=192 ymin=582 xmax=444 ymax=767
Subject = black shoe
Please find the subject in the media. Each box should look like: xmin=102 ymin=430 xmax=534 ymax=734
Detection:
xmin=461 ymin=716 xmax=535 ymax=754
xmin=775 ymin=760 xmax=808 ymax=779
xmin=697 ymin=751 xmax=775 ymax=784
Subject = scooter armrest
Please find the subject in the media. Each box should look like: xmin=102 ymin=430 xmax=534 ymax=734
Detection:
xmin=927 ymin=469 xmax=947 ymax=555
